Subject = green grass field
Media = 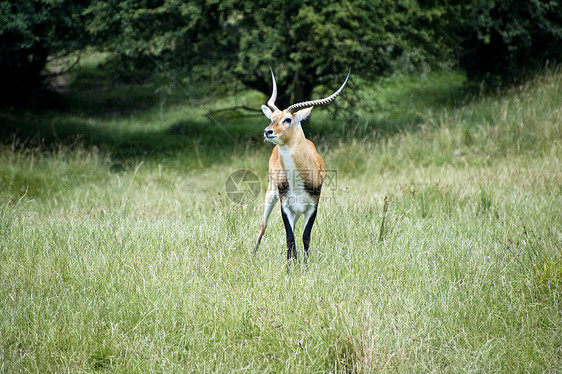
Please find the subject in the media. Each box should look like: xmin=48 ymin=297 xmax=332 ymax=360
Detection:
xmin=1 ymin=60 xmax=561 ymax=372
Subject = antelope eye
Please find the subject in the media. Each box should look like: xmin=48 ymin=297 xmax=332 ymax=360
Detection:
xmin=282 ymin=117 xmax=292 ymax=125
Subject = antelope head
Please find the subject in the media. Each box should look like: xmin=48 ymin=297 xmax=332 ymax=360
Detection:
xmin=262 ymin=69 xmax=351 ymax=146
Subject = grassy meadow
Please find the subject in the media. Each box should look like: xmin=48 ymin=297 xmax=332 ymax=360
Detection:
xmin=0 ymin=58 xmax=561 ymax=372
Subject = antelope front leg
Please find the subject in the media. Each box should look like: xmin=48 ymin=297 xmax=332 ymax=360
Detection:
xmin=281 ymin=207 xmax=297 ymax=262
xmin=302 ymin=205 xmax=318 ymax=264
xmin=254 ymin=189 xmax=279 ymax=254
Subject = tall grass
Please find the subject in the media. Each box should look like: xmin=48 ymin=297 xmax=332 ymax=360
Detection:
xmin=0 ymin=65 xmax=561 ymax=372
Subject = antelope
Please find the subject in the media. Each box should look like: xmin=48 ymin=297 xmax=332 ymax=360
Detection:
xmin=254 ymin=69 xmax=351 ymax=263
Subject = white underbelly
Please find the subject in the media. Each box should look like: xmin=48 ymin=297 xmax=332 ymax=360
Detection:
xmin=282 ymin=188 xmax=316 ymax=216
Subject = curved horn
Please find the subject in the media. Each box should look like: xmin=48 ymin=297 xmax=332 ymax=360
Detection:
xmin=267 ymin=68 xmax=279 ymax=111
xmin=286 ymin=69 xmax=351 ymax=113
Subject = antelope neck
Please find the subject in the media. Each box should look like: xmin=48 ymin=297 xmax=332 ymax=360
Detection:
xmin=278 ymin=136 xmax=313 ymax=178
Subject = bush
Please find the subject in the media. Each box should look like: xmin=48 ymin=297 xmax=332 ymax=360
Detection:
xmin=459 ymin=0 xmax=562 ymax=87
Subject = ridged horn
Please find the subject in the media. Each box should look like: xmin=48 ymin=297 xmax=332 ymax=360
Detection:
xmin=286 ymin=69 xmax=351 ymax=113
xmin=267 ymin=68 xmax=279 ymax=111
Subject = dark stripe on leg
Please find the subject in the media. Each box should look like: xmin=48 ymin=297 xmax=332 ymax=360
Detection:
xmin=281 ymin=207 xmax=296 ymax=261
xmin=302 ymin=205 xmax=318 ymax=263
xmin=254 ymin=222 xmax=265 ymax=254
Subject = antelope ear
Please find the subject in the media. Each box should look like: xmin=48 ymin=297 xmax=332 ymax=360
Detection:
xmin=294 ymin=107 xmax=313 ymax=123
xmin=261 ymin=105 xmax=273 ymax=119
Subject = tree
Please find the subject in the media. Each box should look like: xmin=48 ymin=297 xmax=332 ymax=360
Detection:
xmin=85 ymin=0 xmax=455 ymax=107
xmin=0 ymin=0 xmax=88 ymax=104
xmin=459 ymin=0 xmax=562 ymax=86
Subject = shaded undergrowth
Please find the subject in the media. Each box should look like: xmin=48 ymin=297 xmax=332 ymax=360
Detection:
xmin=0 ymin=60 xmax=467 ymax=167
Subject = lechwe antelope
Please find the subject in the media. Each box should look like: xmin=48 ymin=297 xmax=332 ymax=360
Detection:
xmin=254 ymin=69 xmax=351 ymax=263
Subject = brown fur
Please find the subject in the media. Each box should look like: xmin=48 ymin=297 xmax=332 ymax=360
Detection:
xmin=268 ymin=141 xmax=325 ymax=200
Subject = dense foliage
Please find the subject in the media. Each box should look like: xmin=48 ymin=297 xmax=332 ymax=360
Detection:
xmin=85 ymin=0 xmax=455 ymax=107
xmin=1 ymin=0 xmax=561 ymax=105
xmin=460 ymin=0 xmax=562 ymax=86
xmin=0 ymin=1 xmax=88 ymax=103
